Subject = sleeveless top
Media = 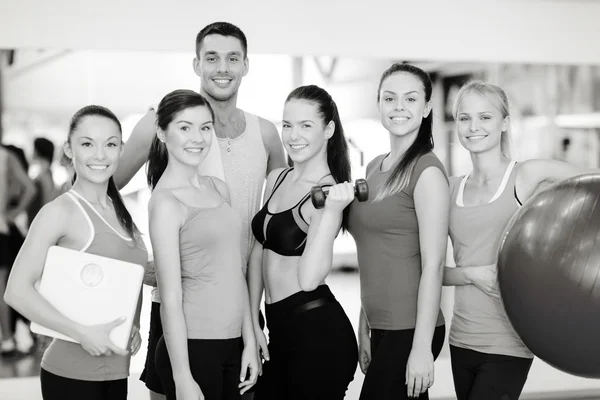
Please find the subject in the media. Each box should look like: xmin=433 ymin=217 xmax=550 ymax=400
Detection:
xmin=41 ymin=191 xmax=148 ymax=381
xmin=218 ymin=111 xmax=268 ymax=270
xmin=449 ymin=161 xmax=533 ymax=358
xmin=171 ymin=193 xmax=246 ymax=339
xmin=251 ymin=168 xmax=330 ymax=257
xmin=151 ymin=108 xmax=228 ymax=304
xmin=151 ymin=111 xmax=266 ymax=303
xmin=348 ymin=153 xmax=447 ymax=330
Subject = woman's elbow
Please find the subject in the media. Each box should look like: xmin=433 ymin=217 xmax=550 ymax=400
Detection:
xmin=298 ymin=270 xmax=320 ymax=292
xmin=422 ymin=259 xmax=445 ymax=277
xmin=160 ymin=293 xmax=183 ymax=310
xmin=4 ymin=284 xmax=22 ymax=310
xmin=299 ymin=280 xmax=319 ymax=292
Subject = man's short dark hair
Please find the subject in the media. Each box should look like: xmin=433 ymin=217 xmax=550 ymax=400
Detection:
xmin=195 ymin=22 xmax=248 ymax=58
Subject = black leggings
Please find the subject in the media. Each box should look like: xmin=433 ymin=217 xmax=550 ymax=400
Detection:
xmin=254 ymin=285 xmax=358 ymax=400
xmin=450 ymin=345 xmax=533 ymax=400
xmin=40 ymin=368 xmax=127 ymax=400
xmin=155 ymin=336 xmax=242 ymax=400
xmin=359 ymin=324 xmax=446 ymax=400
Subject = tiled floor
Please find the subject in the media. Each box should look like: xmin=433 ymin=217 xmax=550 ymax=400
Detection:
xmin=1 ymin=269 xmax=600 ymax=399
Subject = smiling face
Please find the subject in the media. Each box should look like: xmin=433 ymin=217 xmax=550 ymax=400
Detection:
xmin=158 ymin=105 xmax=214 ymax=168
xmin=455 ymin=91 xmax=508 ymax=154
xmin=63 ymin=115 xmax=123 ymax=185
xmin=193 ymin=34 xmax=248 ymax=102
xmin=281 ymin=99 xmax=333 ymax=165
xmin=378 ymin=72 xmax=431 ymax=138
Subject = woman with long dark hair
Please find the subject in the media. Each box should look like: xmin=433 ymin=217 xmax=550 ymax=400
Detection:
xmin=347 ymin=63 xmax=449 ymax=399
xmin=147 ymin=89 xmax=258 ymax=400
xmin=248 ymin=85 xmax=358 ymax=400
xmin=5 ymin=105 xmax=147 ymax=399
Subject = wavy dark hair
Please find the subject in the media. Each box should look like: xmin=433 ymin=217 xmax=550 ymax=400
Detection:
xmin=146 ymin=89 xmax=215 ymax=191
xmin=286 ymin=85 xmax=352 ymax=231
xmin=62 ymin=105 xmax=140 ymax=238
xmin=375 ymin=63 xmax=434 ymax=201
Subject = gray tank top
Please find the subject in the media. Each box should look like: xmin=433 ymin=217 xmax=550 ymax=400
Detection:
xmin=218 ymin=111 xmax=268 ymax=270
xmin=172 ymin=193 xmax=246 ymax=339
xmin=152 ymin=111 xmax=266 ymax=303
xmin=41 ymin=191 xmax=148 ymax=381
xmin=449 ymin=162 xmax=533 ymax=358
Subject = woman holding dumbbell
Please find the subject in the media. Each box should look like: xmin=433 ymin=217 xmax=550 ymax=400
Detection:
xmin=347 ymin=63 xmax=449 ymax=400
xmin=248 ymin=85 xmax=358 ymax=400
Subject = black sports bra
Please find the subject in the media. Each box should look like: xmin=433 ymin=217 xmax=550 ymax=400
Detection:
xmin=251 ymin=168 xmax=331 ymax=257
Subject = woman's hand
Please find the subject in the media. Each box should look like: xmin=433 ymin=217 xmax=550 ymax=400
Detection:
xmin=324 ymin=182 xmax=355 ymax=213
xmin=406 ymin=346 xmax=434 ymax=398
xmin=130 ymin=326 xmax=142 ymax=356
xmin=465 ymin=264 xmax=499 ymax=298
xmin=78 ymin=317 xmax=129 ymax=357
xmin=358 ymin=327 xmax=371 ymax=374
xmin=255 ymin=327 xmax=270 ymax=374
xmin=175 ymin=376 xmax=204 ymax=400
xmin=239 ymin=341 xmax=260 ymax=395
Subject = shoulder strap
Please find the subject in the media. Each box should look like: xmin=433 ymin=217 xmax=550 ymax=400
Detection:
xmin=64 ymin=192 xmax=95 ymax=252
xmin=270 ymin=168 xmax=293 ymax=196
xmin=207 ymin=176 xmax=225 ymax=201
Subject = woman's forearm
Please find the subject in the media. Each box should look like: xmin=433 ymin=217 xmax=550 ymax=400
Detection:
xmin=160 ymin=300 xmax=193 ymax=380
xmin=443 ymin=265 xmax=473 ymax=286
xmin=247 ymin=244 xmax=264 ymax=329
xmin=5 ymin=284 xmax=86 ymax=342
xmin=412 ymin=262 xmax=444 ymax=349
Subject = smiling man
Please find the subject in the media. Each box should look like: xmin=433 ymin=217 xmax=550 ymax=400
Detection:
xmin=113 ymin=22 xmax=287 ymax=400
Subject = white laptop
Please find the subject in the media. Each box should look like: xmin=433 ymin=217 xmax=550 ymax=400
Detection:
xmin=31 ymin=245 xmax=145 ymax=350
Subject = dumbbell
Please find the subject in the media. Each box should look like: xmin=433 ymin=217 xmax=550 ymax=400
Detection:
xmin=311 ymin=179 xmax=369 ymax=209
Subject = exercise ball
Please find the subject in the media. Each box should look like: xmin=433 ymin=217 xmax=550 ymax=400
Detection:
xmin=498 ymin=173 xmax=600 ymax=378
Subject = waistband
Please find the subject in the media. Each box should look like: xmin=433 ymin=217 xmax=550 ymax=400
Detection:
xmin=265 ymin=285 xmax=337 ymax=320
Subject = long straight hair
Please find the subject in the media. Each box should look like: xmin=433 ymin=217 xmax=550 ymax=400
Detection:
xmin=286 ymin=85 xmax=352 ymax=231
xmin=63 ymin=105 xmax=140 ymax=238
xmin=374 ymin=63 xmax=434 ymax=201
xmin=146 ymin=89 xmax=215 ymax=191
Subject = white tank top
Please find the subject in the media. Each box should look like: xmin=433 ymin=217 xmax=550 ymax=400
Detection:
xmin=449 ymin=161 xmax=533 ymax=358
xmin=218 ymin=111 xmax=268 ymax=271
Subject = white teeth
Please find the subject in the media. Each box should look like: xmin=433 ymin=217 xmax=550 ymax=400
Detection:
xmin=89 ymin=165 xmax=108 ymax=170
xmin=214 ymin=79 xmax=230 ymax=84
xmin=391 ymin=117 xmax=409 ymax=122
xmin=289 ymin=144 xmax=308 ymax=150
xmin=468 ymin=135 xmax=487 ymax=140
xmin=185 ymin=148 xmax=203 ymax=153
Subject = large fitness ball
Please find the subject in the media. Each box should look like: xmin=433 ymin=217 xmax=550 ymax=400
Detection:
xmin=498 ymin=173 xmax=600 ymax=378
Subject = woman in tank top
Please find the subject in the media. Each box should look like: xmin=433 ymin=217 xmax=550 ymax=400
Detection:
xmin=248 ymin=85 xmax=358 ymax=400
xmin=444 ymin=81 xmax=597 ymax=400
xmin=146 ymin=89 xmax=258 ymax=400
xmin=5 ymin=105 xmax=148 ymax=400
xmin=346 ymin=63 xmax=449 ymax=400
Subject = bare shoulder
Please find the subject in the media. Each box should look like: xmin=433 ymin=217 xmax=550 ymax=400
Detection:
xmin=416 ymin=166 xmax=450 ymax=194
xmin=29 ymin=194 xmax=74 ymax=233
xmin=148 ymin=190 xmax=183 ymax=217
